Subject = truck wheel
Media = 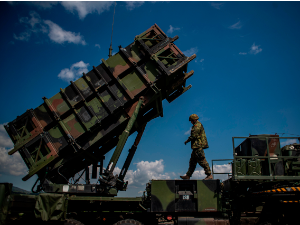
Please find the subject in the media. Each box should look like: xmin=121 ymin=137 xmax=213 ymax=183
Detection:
xmin=113 ymin=219 xmax=143 ymax=225
xmin=64 ymin=219 xmax=84 ymax=225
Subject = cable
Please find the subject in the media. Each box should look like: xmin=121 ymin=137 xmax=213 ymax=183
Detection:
xmin=109 ymin=2 xmax=116 ymax=57
xmin=111 ymin=1 xmax=116 ymax=47
xmin=58 ymin=165 xmax=70 ymax=184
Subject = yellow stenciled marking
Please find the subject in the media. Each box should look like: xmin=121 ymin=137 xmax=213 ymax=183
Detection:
xmin=272 ymin=189 xmax=276 ymax=192
xmin=297 ymin=187 xmax=300 ymax=191
xmin=292 ymin=187 xmax=297 ymax=191
xmin=277 ymin=188 xmax=281 ymax=192
xmin=281 ymin=188 xmax=286 ymax=192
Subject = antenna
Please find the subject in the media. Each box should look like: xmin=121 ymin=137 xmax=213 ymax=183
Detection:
xmin=109 ymin=2 xmax=116 ymax=58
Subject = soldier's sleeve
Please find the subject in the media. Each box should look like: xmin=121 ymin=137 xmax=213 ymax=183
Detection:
xmin=186 ymin=124 xmax=201 ymax=142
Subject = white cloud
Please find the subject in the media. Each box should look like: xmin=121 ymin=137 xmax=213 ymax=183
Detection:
xmin=250 ymin=43 xmax=262 ymax=55
xmin=114 ymin=159 xmax=171 ymax=188
xmin=191 ymin=164 xmax=232 ymax=181
xmin=212 ymin=164 xmax=232 ymax=181
xmin=184 ymin=127 xmax=191 ymax=135
xmin=167 ymin=25 xmax=180 ymax=35
xmin=8 ymin=1 xmax=58 ymax=9
xmin=189 ymin=169 xmax=206 ymax=179
xmin=95 ymin=44 xmax=101 ymax=49
xmin=44 ymin=20 xmax=86 ymax=45
xmin=30 ymin=1 xmax=58 ymax=9
xmin=211 ymin=3 xmax=224 ymax=10
xmin=13 ymin=32 xmax=31 ymax=41
xmin=239 ymin=43 xmax=262 ymax=56
xmin=14 ymin=12 xmax=86 ymax=45
xmin=113 ymin=159 xmax=232 ymax=189
xmin=0 ymin=123 xmax=27 ymax=176
xmin=58 ymin=61 xmax=89 ymax=82
xmin=13 ymin=11 xmax=47 ymax=41
xmin=126 ymin=1 xmax=145 ymax=11
xmin=195 ymin=58 xmax=204 ymax=63
xmin=20 ymin=11 xmax=42 ymax=29
xmin=281 ymin=139 xmax=299 ymax=146
xmin=198 ymin=113 xmax=211 ymax=122
xmin=61 ymin=1 xmax=114 ymax=19
xmin=0 ymin=124 xmax=14 ymax=149
xmin=213 ymin=164 xmax=232 ymax=174
xmin=0 ymin=147 xmax=27 ymax=176
xmin=183 ymin=47 xmax=198 ymax=57
xmin=0 ymin=124 xmax=27 ymax=177
xmin=9 ymin=2 xmax=113 ymax=19
xmin=229 ymin=21 xmax=243 ymax=29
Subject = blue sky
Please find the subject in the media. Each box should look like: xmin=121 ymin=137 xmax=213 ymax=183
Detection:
xmin=0 ymin=1 xmax=300 ymax=197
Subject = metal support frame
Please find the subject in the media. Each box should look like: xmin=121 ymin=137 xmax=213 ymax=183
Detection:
xmin=232 ymin=136 xmax=300 ymax=181
xmin=118 ymin=123 xmax=147 ymax=182
xmin=211 ymin=159 xmax=233 ymax=179
xmin=106 ymin=96 xmax=144 ymax=173
xmin=99 ymin=97 xmax=144 ymax=189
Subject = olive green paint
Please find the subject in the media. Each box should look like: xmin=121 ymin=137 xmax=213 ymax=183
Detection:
xmin=130 ymin=43 xmax=142 ymax=62
xmin=74 ymin=78 xmax=89 ymax=91
xmin=37 ymin=104 xmax=48 ymax=113
xmin=116 ymin=89 xmax=123 ymax=98
xmin=197 ymin=180 xmax=219 ymax=212
xmin=151 ymin=181 xmax=175 ymax=211
xmin=106 ymin=53 xmax=127 ymax=67
xmin=48 ymin=126 xmax=64 ymax=139
xmin=24 ymin=154 xmax=57 ymax=181
xmin=101 ymin=94 xmax=111 ymax=103
xmin=144 ymin=61 xmax=160 ymax=82
xmin=121 ymin=70 xmax=145 ymax=92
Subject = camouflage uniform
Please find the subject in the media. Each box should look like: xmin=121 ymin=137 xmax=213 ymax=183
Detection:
xmin=185 ymin=120 xmax=211 ymax=177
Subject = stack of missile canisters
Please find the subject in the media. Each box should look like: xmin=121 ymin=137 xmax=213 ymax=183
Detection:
xmin=5 ymin=24 xmax=196 ymax=184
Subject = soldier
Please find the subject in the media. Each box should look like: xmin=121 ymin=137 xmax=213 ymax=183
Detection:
xmin=180 ymin=114 xmax=213 ymax=180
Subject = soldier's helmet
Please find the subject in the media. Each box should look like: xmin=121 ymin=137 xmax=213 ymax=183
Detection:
xmin=189 ymin=114 xmax=199 ymax=121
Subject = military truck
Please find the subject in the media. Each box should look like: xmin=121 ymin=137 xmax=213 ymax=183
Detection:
xmin=1 ymin=24 xmax=300 ymax=225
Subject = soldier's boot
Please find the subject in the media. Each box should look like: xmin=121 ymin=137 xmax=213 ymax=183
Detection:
xmin=180 ymin=175 xmax=190 ymax=180
xmin=204 ymin=174 xmax=213 ymax=180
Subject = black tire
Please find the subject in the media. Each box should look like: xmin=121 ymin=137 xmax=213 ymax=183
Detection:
xmin=64 ymin=219 xmax=85 ymax=225
xmin=113 ymin=219 xmax=143 ymax=225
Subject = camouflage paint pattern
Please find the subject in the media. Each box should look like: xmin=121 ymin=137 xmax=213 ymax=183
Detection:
xmin=151 ymin=180 xmax=175 ymax=212
xmin=6 ymin=110 xmax=44 ymax=155
xmin=197 ymin=180 xmax=221 ymax=212
xmin=33 ymin=104 xmax=53 ymax=128
xmin=151 ymin=180 xmax=221 ymax=213
xmin=5 ymin=23 xmax=196 ymax=184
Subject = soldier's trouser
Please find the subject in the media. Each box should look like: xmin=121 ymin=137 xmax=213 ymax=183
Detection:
xmin=186 ymin=148 xmax=211 ymax=177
